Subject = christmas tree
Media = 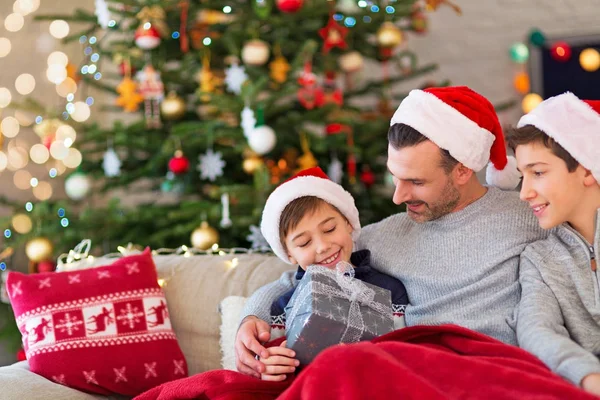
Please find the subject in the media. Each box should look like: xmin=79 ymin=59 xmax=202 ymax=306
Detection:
xmin=1 ymin=0 xmax=460 ymax=255
xmin=0 ymin=0 xmax=461 ymax=352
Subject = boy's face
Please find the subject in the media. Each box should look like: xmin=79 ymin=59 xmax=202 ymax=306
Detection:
xmin=516 ymin=142 xmax=587 ymax=229
xmin=285 ymin=202 xmax=354 ymax=270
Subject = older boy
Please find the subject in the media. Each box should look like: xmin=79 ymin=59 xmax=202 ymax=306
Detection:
xmin=507 ymin=92 xmax=600 ymax=396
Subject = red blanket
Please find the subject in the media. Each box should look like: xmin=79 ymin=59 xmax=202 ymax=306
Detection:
xmin=134 ymin=324 xmax=596 ymax=400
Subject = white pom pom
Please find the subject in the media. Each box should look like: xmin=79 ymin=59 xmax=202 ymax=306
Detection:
xmin=485 ymin=156 xmax=521 ymax=190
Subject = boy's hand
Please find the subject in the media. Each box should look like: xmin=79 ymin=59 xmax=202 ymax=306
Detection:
xmin=581 ymin=373 xmax=600 ymax=396
xmin=260 ymin=340 xmax=300 ymax=381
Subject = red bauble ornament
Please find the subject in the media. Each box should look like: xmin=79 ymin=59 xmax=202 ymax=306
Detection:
xmin=277 ymin=0 xmax=303 ymax=13
xmin=37 ymin=260 xmax=55 ymax=273
xmin=360 ymin=167 xmax=375 ymax=188
xmin=16 ymin=348 xmax=26 ymax=361
xmin=135 ymin=24 xmax=162 ymax=50
xmin=325 ymin=123 xmax=351 ymax=135
xmin=168 ymin=150 xmax=190 ymax=175
xmin=550 ymin=41 xmax=572 ymax=62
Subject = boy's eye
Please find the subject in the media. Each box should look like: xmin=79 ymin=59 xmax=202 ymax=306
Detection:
xmin=533 ymin=171 xmax=545 ymax=177
xmin=325 ymin=226 xmax=336 ymax=233
xmin=413 ymin=181 xmax=424 ymax=186
xmin=298 ymin=241 xmax=310 ymax=248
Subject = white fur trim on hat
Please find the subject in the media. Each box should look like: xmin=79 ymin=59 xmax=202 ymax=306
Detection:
xmin=390 ymin=89 xmax=496 ymax=171
xmin=260 ymin=176 xmax=361 ymax=264
xmin=485 ymin=155 xmax=521 ymax=190
xmin=517 ymin=92 xmax=600 ymax=182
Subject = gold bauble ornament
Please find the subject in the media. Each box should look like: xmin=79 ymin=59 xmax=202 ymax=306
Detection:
xmin=25 ymin=237 xmax=54 ymax=263
xmin=191 ymin=221 xmax=220 ymax=250
xmin=376 ymin=22 xmax=403 ymax=48
xmin=580 ymin=48 xmax=600 ymax=72
xmin=241 ymin=39 xmax=270 ymax=66
xmin=160 ymin=91 xmax=186 ymax=120
xmin=243 ymin=154 xmax=264 ymax=174
xmin=339 ymin=51 xmax=364 ymax=73
xmin=11 ymin=213 xmax=32 ymax=234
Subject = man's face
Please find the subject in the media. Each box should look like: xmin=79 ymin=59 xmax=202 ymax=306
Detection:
xmin=516 ymin=142 xmax=587 ymax=230
xmin=387 ymin=141 xmax=460 ymax=223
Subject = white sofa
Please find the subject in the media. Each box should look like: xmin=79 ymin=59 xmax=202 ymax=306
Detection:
xmin=0 ymin=252 xmax=294 ymax=400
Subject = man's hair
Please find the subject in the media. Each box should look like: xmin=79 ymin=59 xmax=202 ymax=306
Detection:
xmin=505 ymin=124 xmax=579 ymax=172
xmin=388 ymin=123 xmax=459 ymax=174
xmin=279 ymin=196 xmax=342 ymax=250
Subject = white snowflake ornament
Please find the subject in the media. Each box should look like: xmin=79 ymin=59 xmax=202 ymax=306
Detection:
xmin=95 ymin=0 xmax=111 ymax=28
xmin=198 ymin=149 xmax=226 ymax=181
xmin=224 ymin=62 xmax=248 ymax=95
xmin=103 ymin=147 xmax=121 ymax=177
xmin=328 ymin=155 xmax=343 ymax=184
xmin=246 ymin=225 xmax=270 ymax=250
xmin=241 ymin=106 xmax=256 ymax=138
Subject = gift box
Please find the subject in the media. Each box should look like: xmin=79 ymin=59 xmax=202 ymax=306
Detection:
xmin=284 ymin=263 xmax=393 ymax=365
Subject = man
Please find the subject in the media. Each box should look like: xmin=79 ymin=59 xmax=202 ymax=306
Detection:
xmin=235 ymin=86 xmax=546 ymax=378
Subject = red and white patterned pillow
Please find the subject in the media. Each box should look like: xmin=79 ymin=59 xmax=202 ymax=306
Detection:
xmin=5 ymin=248 xmax=188 ymax=396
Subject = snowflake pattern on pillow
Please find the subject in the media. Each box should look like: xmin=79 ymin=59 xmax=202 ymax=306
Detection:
xmin=6 ymin=248 xmax=187 ymax=396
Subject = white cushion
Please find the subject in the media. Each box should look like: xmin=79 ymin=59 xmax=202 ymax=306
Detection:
xmin=219 ymin=296 xmax=248 ymax=371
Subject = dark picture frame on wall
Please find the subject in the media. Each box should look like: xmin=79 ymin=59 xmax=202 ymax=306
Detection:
xmin=529 ymin=33 xmax=600 ymax=100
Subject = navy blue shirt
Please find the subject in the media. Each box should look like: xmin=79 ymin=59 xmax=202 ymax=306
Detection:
xmin=270 ymin=249 xmax=409 ymax=325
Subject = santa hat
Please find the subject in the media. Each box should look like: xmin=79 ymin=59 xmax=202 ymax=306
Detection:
xmin=390 ymin=86 xmax=521 ymax=190
xmin=260 ymin=167 xmax=361 ymax=264
xmin=517 ymin=92 xmax=600 ymax=182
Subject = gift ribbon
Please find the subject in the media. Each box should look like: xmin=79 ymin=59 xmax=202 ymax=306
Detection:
xmin=286 ymin=262 xmax=391 ymax=344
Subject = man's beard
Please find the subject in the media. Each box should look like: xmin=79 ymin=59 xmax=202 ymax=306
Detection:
xmin=406 ymin=177 xmax=460 ymax=223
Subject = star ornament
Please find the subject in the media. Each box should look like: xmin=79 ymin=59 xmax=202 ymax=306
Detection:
xmin=319 ymin=16 xmax=348 ymax=53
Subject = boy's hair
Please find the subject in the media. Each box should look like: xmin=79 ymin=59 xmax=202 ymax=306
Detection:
xmin=388 ymin=123 xmax=459 ymax=174
xmin=279 ymin=196 xmax=342 ymax=250
xmin=505 ymin=124 xmax=579 ymax=172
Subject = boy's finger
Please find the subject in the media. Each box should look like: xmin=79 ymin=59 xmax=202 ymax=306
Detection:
xmin=261 ymin=355 xmax=299 ymax=367
xmin=264 ymin=364 xmax=296 ymax=375
xmin=261 ymin=373 xmax=288 ymax=382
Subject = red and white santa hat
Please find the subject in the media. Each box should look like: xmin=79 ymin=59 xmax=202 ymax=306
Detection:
xmin=517 ymin=92 xmax=600 ymax=182
xmin=390 ymin=86 xmax=521 ymax=190
xmin=260 ymin=167 xmax=361 ymax=264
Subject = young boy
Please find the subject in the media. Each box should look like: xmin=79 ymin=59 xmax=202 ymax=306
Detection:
xmin=506 ymin=92 xmax=600 ymax=396
xmin=258 ymin=166 xmax=409 ymax=381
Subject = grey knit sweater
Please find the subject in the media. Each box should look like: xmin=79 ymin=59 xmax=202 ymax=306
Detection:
xmin=517 ymin=212 xmax=600 ymax=386
xmin=241 ymin=187 xmax=546 ymax=345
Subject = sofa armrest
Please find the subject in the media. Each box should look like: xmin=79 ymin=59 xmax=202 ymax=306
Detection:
xmin=0 ymin=361 xmax=127 ymax=400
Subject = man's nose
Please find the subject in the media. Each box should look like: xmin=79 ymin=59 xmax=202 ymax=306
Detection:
xmin=392 ymin=181 xmax=411 ymax=205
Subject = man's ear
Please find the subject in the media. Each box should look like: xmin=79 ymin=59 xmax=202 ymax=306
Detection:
xmin=452 ymin=162 xmax=474 ymax=185
xmin=582 ymin=167 xmax=598 ymax=187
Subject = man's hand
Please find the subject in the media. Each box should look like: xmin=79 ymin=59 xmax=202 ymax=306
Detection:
xmin=259 ymin=340 xmax=299 ymax=381
xmin=234 ymin=316 xmax=272 ymax=378
xmin=581 ymin=373 xmax=600 ymax=397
